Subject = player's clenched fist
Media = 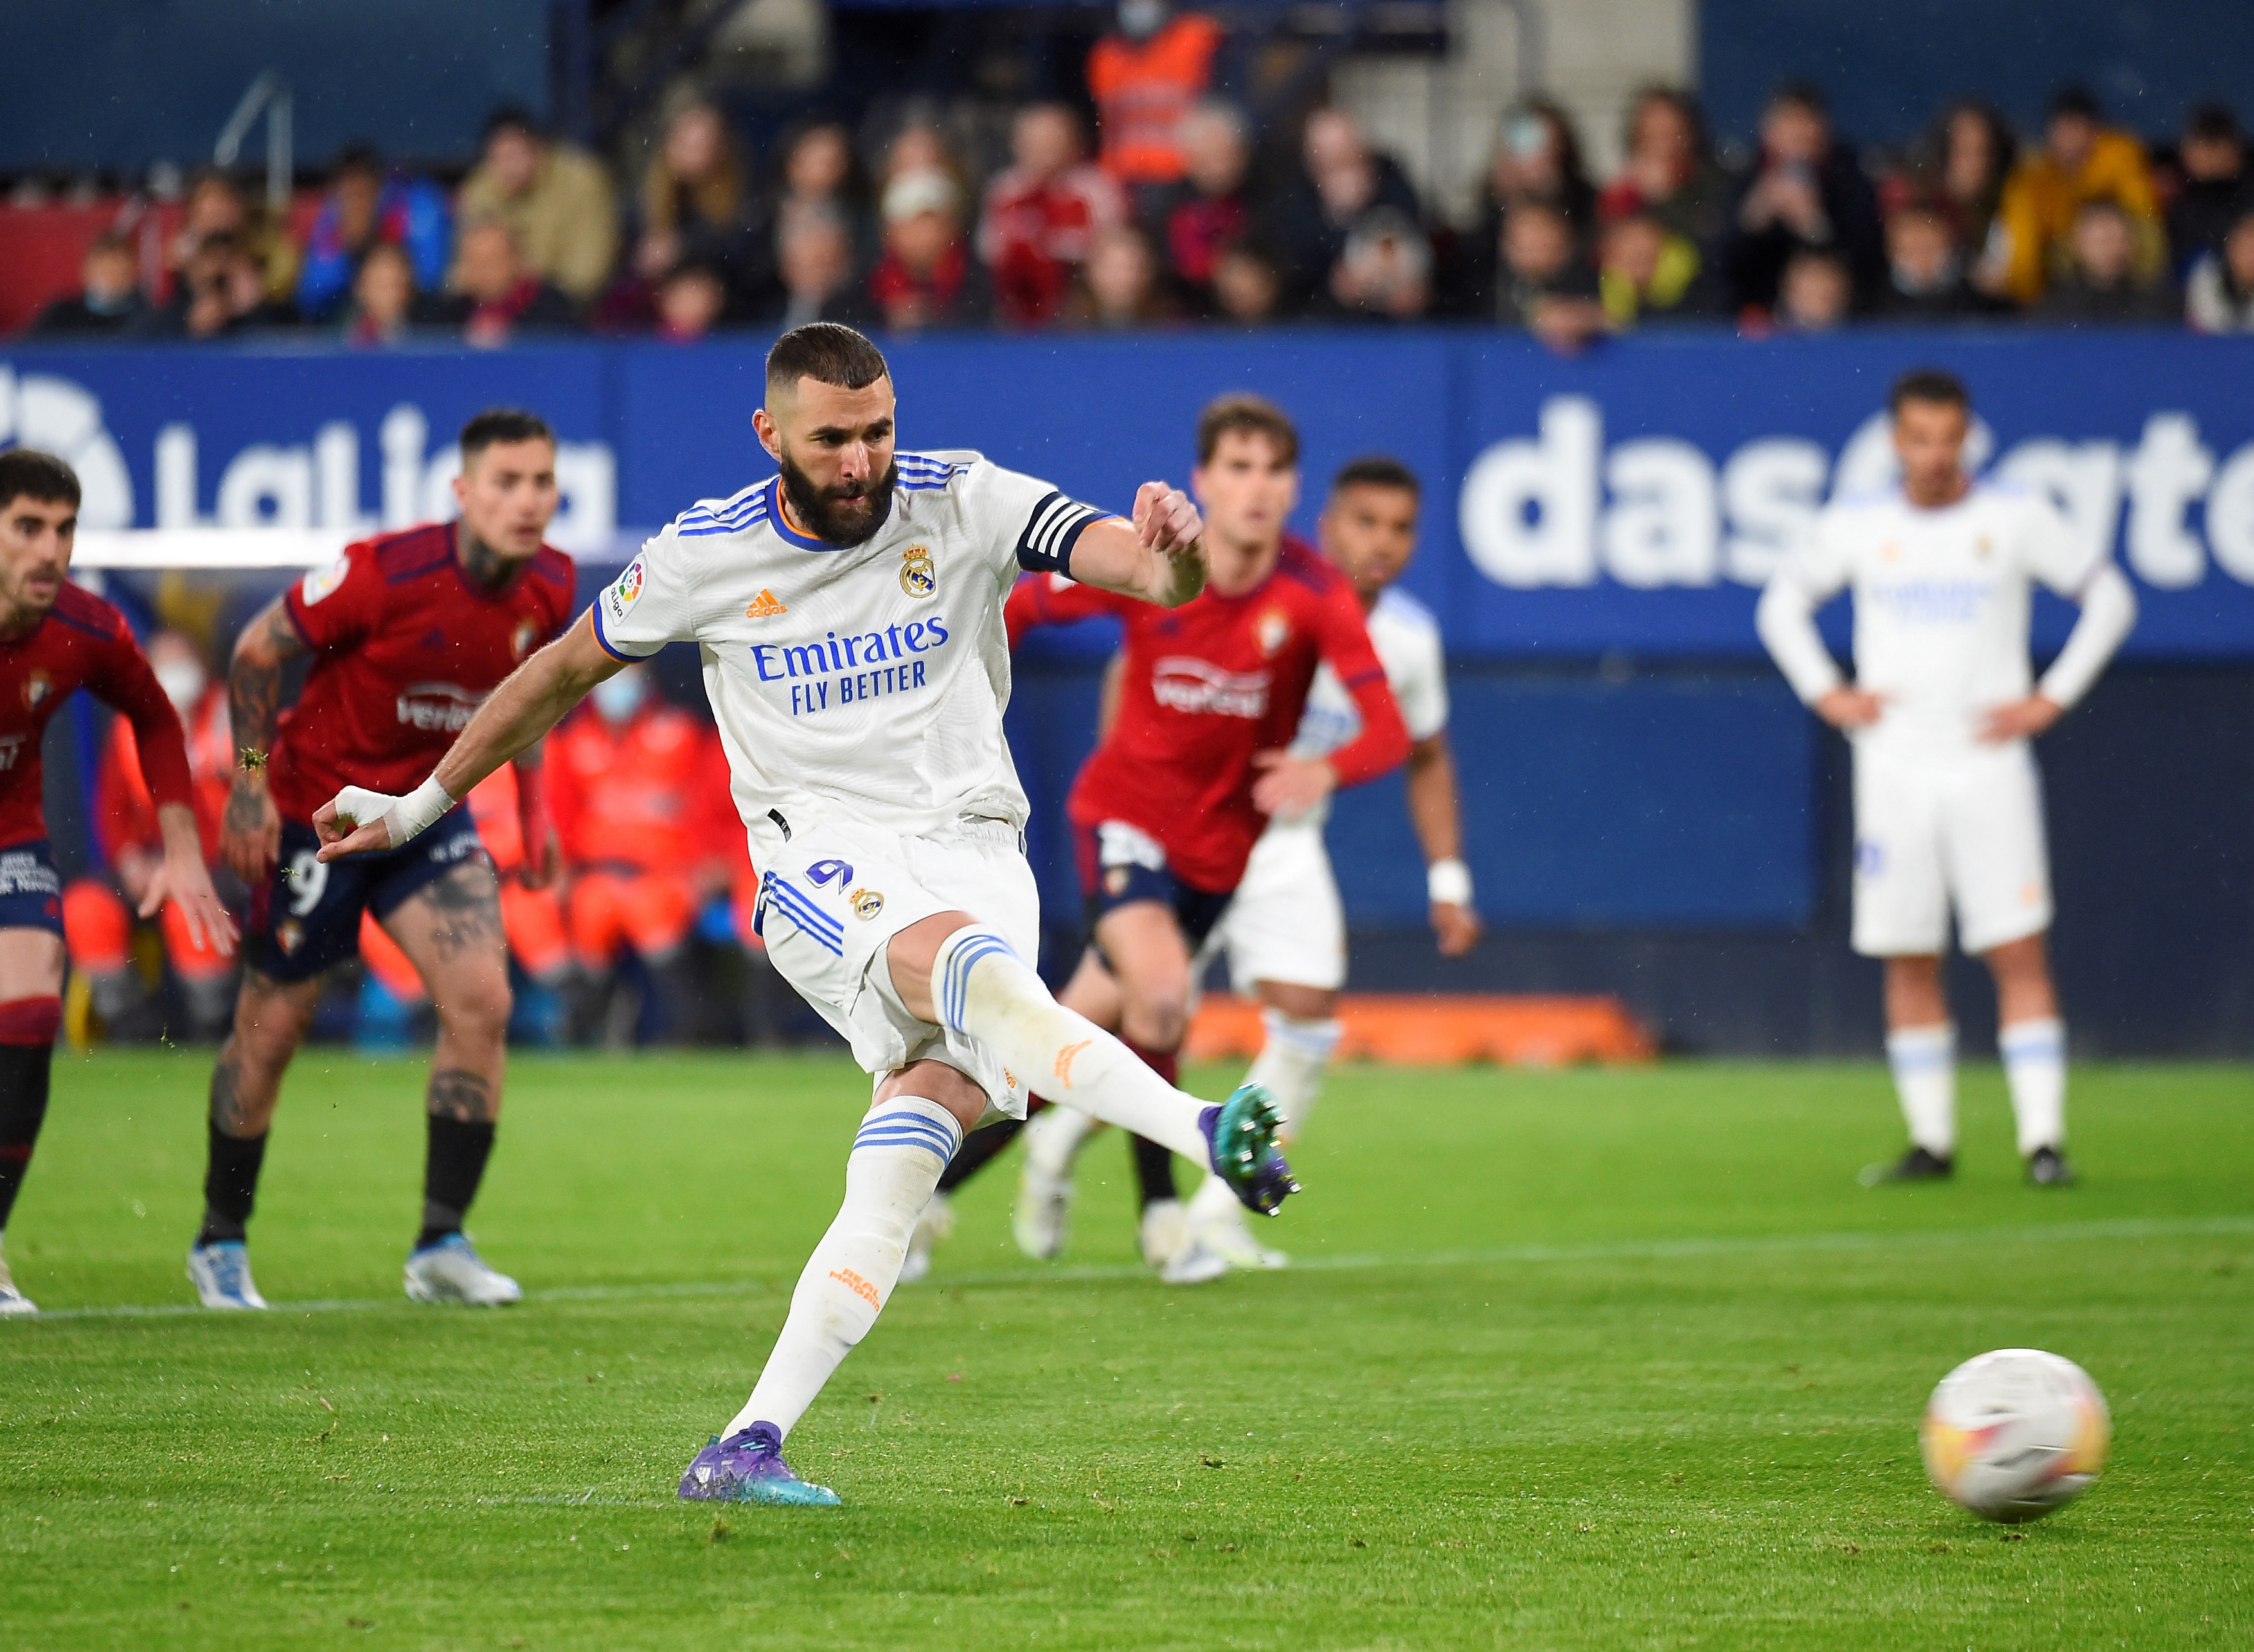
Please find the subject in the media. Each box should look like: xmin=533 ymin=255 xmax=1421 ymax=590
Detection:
xmin=1132 ymin=481 xmax=1203 ymax=556
xmin=313 ymin=777 xmax=453 ymax=862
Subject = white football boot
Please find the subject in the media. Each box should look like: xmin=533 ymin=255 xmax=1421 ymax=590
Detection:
xmin=1012 ymin=1106 xmax=1087 ymax=1260
xmin=900 ymin=1190 xmax=954 ymax=1284
xmin=1187 ymin=1172 xmax=1287 ymax=1270
xmin=186 ymin=1240 xmax=269 ymax=1309
xmin=403 ymin=1233 xmax=522 ymax=1306
xmin=1140 ymin=1197 xmax=1228 ymax=1286
xmin=0 ymin=1242 xmax=35 ymax=1316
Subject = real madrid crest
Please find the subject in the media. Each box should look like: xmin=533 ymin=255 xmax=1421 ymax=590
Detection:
xmin=899 ymin=544 xmax=936 ymax=598
xmin=848 ymin=886 xmax=886 ymax=920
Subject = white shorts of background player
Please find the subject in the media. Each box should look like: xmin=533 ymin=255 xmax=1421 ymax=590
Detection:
xmin=755 ymin=815 xmax=1039 ymax=1117
xmin=1850 ymin=736 xmax=2052 ymax=959
xmin=1198 ymin=819 xmax=1347 ymax=994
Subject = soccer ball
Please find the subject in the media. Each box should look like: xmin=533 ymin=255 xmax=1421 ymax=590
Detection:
xmin=1920 ymin=1349 xmax=2110 ymax=1522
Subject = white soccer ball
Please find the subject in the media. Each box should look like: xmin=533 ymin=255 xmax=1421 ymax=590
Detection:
xmin=1920 ymin=1348 xmax=2110 ymax=1522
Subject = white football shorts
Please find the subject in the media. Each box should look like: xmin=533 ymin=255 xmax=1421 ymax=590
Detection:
xmin=1200 ymin=819 xmax=1348 ymax=993
xmin=753 ymin=813 xmax=1039 ymax=1115
xmin=1850 ymin=738 xmax=2053 ymax=958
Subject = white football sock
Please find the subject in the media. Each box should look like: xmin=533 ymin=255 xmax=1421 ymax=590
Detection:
xmin=1248 ymin=1009 xmax=1341 ymax=1143
xmin=728 ymin=1096 xmax=962 ymax=1441
xmin=1886 ymin=1023 xmax=1956 ymax=1156
xmin=1999 ymin=1017 xmax=2067 ymax=1157
xmin=1023 ymin=1096 xmax=1098 ymax=1176
xmin=929 ymin=926 xmax=1212 ymax=1164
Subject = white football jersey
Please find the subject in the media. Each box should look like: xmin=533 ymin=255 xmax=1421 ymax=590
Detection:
xmin=1284 ymin=584 xmax=1448 ymax=826
xmin=595 ymin=450 xmax=1107 ymax=862
xmin=1773 ymin=483 xmax=2100 ymax=752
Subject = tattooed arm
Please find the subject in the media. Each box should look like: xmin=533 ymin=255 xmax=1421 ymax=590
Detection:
xmin=222 ymin=597 xmax=307 ymax=884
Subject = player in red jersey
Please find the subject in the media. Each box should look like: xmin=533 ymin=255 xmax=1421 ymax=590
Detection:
xmin=0 ymin=450 xmax=234 ymax=1315
xmin=186 ymin=410 xmax=574 ymax=1311
xmin=915 ymin=395 xmax=1408 ymax=1283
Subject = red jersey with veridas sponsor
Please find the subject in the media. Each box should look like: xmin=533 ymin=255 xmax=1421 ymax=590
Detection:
xmin=1006 ymin=535 xmax=1409 ymax=893
xmin=266 ymin=523 xmax=575 ymax=823
xmin=0 ymin=584 xmax=195 ymax=851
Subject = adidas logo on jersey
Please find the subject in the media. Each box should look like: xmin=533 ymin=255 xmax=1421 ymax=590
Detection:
xmin=745 ymin=589 xmax=789 ymax=618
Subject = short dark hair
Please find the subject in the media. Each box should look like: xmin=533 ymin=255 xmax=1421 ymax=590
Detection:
xmin=1196 ymin=393 xmax=1299 ymax=467
xmin=1330 ymin=455 xmax=1420 ymax=500
xmin=334 ymin=141 xmax=383 ymax=179
xmin=483 ymin=105 xmax=541 ymax=145
xmin=1769 ymin=80 xmax=1828 ymax=118
xmin=765 ymin=323 xmax=891 ymax=398
xmin=0 ymin=449 xmax=82 ymax=514
xmin=2050 ymin=84 xmax=2100 ymax=122
xmin=1889 ymin=368 xmax=1970 ymax=416
xmin=459 ymin=408 xmax=556 ymax=465
xmin=2187 ymin=103 xmax=2241 ymax=145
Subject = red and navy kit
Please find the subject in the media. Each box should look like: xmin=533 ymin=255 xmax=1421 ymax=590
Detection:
xmin=247 ymin=524 xmax=575 ymax=980
xmin=1006 ymin=535 xmax=1409 ymax=929
xmin=0 ymin=585 xmax=195 ymax=936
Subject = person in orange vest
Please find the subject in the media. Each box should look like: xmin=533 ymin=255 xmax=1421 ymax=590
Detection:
xmin=355 ymin=763 xmax=571 ymax=1047
xmin=1087 ymin=0 xmax=1228 ymax=209
xmin=546 ymin=663 xmax=735 ymax=1042
xmin=62 ymin=629 xmax=237 ymax=1042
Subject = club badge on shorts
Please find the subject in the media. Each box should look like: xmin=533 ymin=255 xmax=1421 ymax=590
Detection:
xmin=899 ymin=545 xmax=936 ymax=598
xmin=848 ymin=886 xmax=885 ymax=920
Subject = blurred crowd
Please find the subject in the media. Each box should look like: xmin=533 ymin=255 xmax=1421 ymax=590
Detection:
xmin=64 ymin=635 xmax=804 ymax=1051
xmin=16 ymin=28 xmax=2254 ymax=348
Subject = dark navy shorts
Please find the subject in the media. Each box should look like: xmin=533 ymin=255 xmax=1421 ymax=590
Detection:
xmin=0 ymin=839 xmax=64 ymax=937
xmin=247 ymin=806 xmax=485 ymax=982
xmin=1073 ymin=817 xmax=1235 ymax=955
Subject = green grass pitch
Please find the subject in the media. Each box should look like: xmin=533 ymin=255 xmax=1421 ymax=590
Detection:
xmin=3 ymin=1051 xmax=2250 ymax=1649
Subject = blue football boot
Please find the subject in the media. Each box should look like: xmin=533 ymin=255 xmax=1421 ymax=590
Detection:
xmin=1199 ymin=1082 xmax=1298 ymax=1217
xmin=677 ymin=1422 xmax=841 ymax=1506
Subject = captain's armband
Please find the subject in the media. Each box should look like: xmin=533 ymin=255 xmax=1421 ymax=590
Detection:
xmin=1014 ymin=493 xmax=1108 ymax=576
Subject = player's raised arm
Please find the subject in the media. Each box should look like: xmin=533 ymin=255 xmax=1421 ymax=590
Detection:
xmin=314 ymin=611 xmax=622 ymax=862
xmin=1060 ymin=481 xmax=1209 ymax=607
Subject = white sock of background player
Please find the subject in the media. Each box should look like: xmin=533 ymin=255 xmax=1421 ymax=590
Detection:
xmin=1185 ymin=1008 xmax=1341 ymax=1241
xmin=1886 ymin=1023 xmax=1956 ymax=1158
xmin=1999 ymin=1017 xmax=2067 ymax=1157
xmin=729 ymin=1097 xmax=962 ymax=1440
xmin=929 ymin=926 xmax=1224 ymax=1163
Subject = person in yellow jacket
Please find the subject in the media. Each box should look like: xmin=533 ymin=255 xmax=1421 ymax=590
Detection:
xmin=1994 ymin=85 xmax=2165 ymax=305
xmin=452 ymin=107 xmax=620 ymax=306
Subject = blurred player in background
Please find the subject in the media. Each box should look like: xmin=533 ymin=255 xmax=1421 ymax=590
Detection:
xmin=918 ymin=396 xmax=1409 ymax=1284
xmin=188 ymin=409 xmax=573 ymax=1311
xmin=0 ymin=451 xmax=234 ymax=1315
xmin=62 ymin=627 xmax=238 ymax=1044
xmin=546 ymin=660 xmax=737 ymax=1043
xmin=310 ymin=323 xmax=1298 ymax=1504
xmin=1757 ymin=368 xmax=2136 ymax=1187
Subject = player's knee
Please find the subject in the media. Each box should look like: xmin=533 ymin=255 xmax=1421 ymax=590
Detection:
xmin=436 ymin=972 xmax=514 ymax=1045
xmin=1120 ymin=992 xmax=1188 ymax=1052
xmin=230 ymin=979 xmax=316 ymax=1068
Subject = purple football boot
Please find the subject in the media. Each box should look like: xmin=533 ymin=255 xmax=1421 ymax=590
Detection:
xmin=677 ymin=1422 xmax=841 ymax=1506
xmin=1200 ymin=1081 xmax=1298 ymax=1216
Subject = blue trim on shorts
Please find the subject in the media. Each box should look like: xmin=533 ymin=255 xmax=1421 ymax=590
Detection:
xmin=0 ymin=839 xmax=64 ymax=937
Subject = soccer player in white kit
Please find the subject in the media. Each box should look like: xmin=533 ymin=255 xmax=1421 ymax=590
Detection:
xmin=310 ymin=324 xmax=1297 ymax=1505
xmin=1756 ymin=369 xmax=2136 ymax=1187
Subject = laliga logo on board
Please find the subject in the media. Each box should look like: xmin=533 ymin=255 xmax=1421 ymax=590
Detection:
xmin=0 ymin=368 xmax=134 ymax=529
xmin=1458 ymin=395 xmax=2254 ymax=592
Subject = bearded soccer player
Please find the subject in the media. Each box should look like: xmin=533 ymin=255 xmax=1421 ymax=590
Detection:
xmin=1757 ymin=369 xmax=2136 ymax=1187
xmin=186 ymin=409 xmax=573 ymax=1311
xmin=0 ymin=450 xmax=234 ymax=1315
xmin=924 ymin=395 xmax=1410 ymax=1285
xmin=311 ymin=323 xmax=1297 ymax=1505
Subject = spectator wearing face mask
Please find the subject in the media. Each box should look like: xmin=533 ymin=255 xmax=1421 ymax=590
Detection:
xmin=978 ymin=103 xmax=1128 ymax=328
xmin=1273 ymin=107 xmax=1427 ymax=310
xmin=294 ymin=143 xmax=452 ymax=323
xmin=868 ymin=170 xmax=991 ymax=331
xmin=547 ymin=666 xmax=738 ymax=1045
xmin=1877 ymin=205 xmax=1998 ymax=320
xmin=61 ymin=630 xmax=236 ymax=1044
xmin=1088 ymin=0 xmax=1227 ymax=200
xmin=1319 ymin=208 xmax=1434 ymax=321
xmin=1719 ymin=82 xmax=1884 ymax=314
xmin=1771 ymin=246 xmax=1854 ymax=332
xmin=1596 ymin=210 xmax=1717 ymax=330
xmin=27 ymin=235 xmax=145 ymax=337
xmin=1996 ymin=85 xmax=2163 ymax=306
xmin=443 ymin=219 xmax=583 ymax=347
xmin=2167 ymin=104 xmax=2250 ymax=278
xmin=2035 ymin=197 xmax=2179 ymax=324
xmin=1492 ymin=198 xmax=1605 ymax=351
xmin=1597 ymin=87 xmax=1723 ymax=245
xmin=2187 ymin=205 xmax=2254 ymax=332
xmin=454 ymin=107 xmax=619 ymax=305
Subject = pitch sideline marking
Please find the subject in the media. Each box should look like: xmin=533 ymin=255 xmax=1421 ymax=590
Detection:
xmin=20 ymin=1212 xmax=2254 ymax=1324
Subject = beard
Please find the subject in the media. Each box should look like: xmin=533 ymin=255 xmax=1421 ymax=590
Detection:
xmin=778 ymin=449 xmax=897 ymax=547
